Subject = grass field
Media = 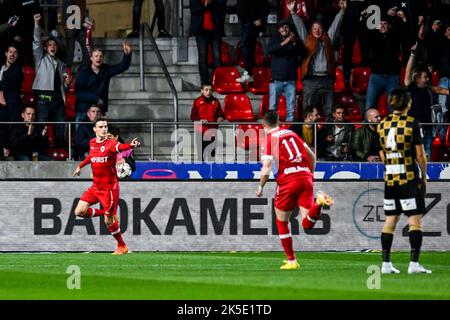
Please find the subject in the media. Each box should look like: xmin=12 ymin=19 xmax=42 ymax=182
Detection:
xmin=0 ymin=251 xmax=449 ymax=300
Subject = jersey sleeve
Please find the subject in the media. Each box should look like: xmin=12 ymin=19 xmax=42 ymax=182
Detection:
xmin=261 ymin=134 xmax=273 ymax=162
xmin=412 ymin=119 xmax=424 ymax=146
xmin=79 ymin=154 xmax=91 ymax=168
xmin=108 ymin=139 xmax=132 ymax=153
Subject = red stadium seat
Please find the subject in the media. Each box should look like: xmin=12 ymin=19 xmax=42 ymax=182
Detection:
xmin=431 ymin=135 xmax=444 ymax=162
xmin=248 ymin=67 xmax=271 ymax=95
xmin=259 ymin=94 xmax=299 ymax=121
xmin=377 ymin=93 xmax=389 ymax=118
xmin=334 ymin=92 xmax=363 ymax=122
xmin=22 ymin=93 xmax=37 ymax=107
xmin=223 ymin=94 xmax=256 ymax=122
xmin=296 ymin=67 xmax=303 ymax=92
xmin=65 ymin=92 xmax=76 ymax=121
xmin=432 ymin=70 xmax=440 ymax=86
xmin=207 ymin=41 xmax=232 ymax=66
xmin=400 ymin=67 xmax=406 ymax=85
xmin=334 ymin=67 xmax=345 ymax=92
xmin=46 ymin=148 xmax=69 ymax=161
xmin=350 ymin=67 xmax=371 ymax=94
xmin=445 ymin=126 xmax=450 ymax=148
xmin=212 ymin=67 xmax=245 ymax=94
xmin=236 ymin=123 xmax=263 ymax=150
xmin=47 ymin=124 xmax=55 ymax=147
xmin=352 ymin=39 xmax=362 ymax=66
xmin=21 ymin=66 xmax=36 ymax=94
xmin=236 ymin=41 xmax=265 ymax=68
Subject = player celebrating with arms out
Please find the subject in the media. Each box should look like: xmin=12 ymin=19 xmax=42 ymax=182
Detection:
xmin=73 ymin=117 xmax=141 ymax=254
xmin=257 ymin=111 xmax=334 ymax=270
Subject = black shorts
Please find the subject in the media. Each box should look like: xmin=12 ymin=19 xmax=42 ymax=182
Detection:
xmin=384 ymin=179 xmax=425 ymax=217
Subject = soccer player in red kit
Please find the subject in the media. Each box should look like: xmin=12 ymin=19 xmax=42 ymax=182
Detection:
xmin=73 ymin=117 xmax=141 ymax=254
xmin=256 ymin=111 xmax=334 ymax=270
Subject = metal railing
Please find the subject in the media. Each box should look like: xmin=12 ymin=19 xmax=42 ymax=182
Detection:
xmin=138 ymin=23 xmax=179 ymax=123
xmin=1 ymin=121 xmax=449 ymax=162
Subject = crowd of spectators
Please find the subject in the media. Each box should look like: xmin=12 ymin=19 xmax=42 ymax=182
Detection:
xmin=1 ymin=0 xmax=450 ymax=162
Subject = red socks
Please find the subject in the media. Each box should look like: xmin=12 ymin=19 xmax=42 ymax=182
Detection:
xmin=302 ymin=203 xmax=322 ymax=230
xmin=87 ymin=208 xmax=105 ymax=217
xmin=107 ymin=220 xmax=126 ymax=247
xmin=276 ymin=219 xmax=295 ymax=261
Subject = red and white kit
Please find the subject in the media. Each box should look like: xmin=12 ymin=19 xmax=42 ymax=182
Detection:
xmin=261 ymin=127 xmax=314 ymax=211
xmin=79 ymin=138 xmax=133 ymax=216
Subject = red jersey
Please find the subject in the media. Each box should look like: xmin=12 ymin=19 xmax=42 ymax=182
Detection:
xmin=261 ymin=127 xmax=313 ymax=184
xmin=79 ymin=138 xmax=132 ymax=190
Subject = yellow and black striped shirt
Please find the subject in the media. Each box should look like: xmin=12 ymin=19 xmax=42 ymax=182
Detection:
xmin=377 ymin=113 xmax=423 ymax=186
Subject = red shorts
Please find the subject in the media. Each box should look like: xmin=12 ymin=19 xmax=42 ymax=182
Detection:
xmin=80 ymin=185 xmax=119 ymax=217
xmin=274 ymin=176 xmax=314 ymax=212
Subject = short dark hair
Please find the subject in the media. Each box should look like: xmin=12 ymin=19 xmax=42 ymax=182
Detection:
xmin=22 ymin=105 xmax=36 ymax=113
xmin=108 ymin=126 xmax=120 ymax=137
xmin=303 ymin=105 xmax=319 ymax=119
xmin=6 ymin=43 xmax=18 ymax=52
xmin=389 ymin=87 xmax=412 ymax=111
xmin=91 ymin=47 xmax=103 ymax=56
xmin=332 ymin=104 xmax=345 ymax=113
xmin=412 ymin=67 xmax=429 ymax=83
xmin=93 ymin=116 xmax=108 ymax=127
xmin=263 ymin=111 xmax=279 ymax=127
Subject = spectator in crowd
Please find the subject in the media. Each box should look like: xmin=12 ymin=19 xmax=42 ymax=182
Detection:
xmin=342 ymin=0 xmax=370 ymax=89
xmin=405 ymin=42 xmax=449 ymax=158
xmin=317 ymin=104 xmax=355 ymax=160
xmin=189 ymin=0 xmax=226 ymax=86
xmin=32 ymin=13 xmax=71 ymax=148
xmin=427 ymin=0 xmax=450 ymax=26
xmin=128 ymin=0 xmax=172 ymax=38
xmin=387 ymin=0 xmax=426 ymax=65
xmin=14 ymin=0 xmax=42 ymax=66
xmin=289 ymin=0 xmax=346 ymax=121
xmin=62 ymin=0 xmax=92 ymax=69
xmin=268 ymin=19 xmax=304 ymax=122
xmin=235 ymin=0 xmax=269 ymax=83
xmin=74 ymin=103 xmax=101 ymax=160
xmin=365 ymin=17 xmax=405 ymax=114
xmin=10 ymin=105 xmax=52 ymax=160
xmin=350 ymin=108 xmax=381 ymax=162
xmin=39 ymin=0 xmax=58 ymax=36
xmin=0 ymin=44 xmax=24 ymax=122
xmin=190 ymin=84 xmax=225 ymax=161
xmin=0 ymin=14 xmax=20 ymax=51
xmin=437 ymin=25 xmax=450 ymax=127
xmin=412 ymin=23 xmax=429 ymax=71
xmin=74 ymin=42 xmax=132 ymax=125
xmin=425 ymin=20 xmax=443 ymax=71
xmin=289 ymin=105 xmax=321 ymax=151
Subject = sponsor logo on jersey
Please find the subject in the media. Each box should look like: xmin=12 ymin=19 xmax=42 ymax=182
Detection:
xmin=91 ymin=156 xmax=108 ymax=163
xmin=283 ymin=166 xmax=310 ymax=175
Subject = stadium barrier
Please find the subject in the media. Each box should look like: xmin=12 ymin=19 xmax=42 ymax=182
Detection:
xmin=1 ymin=121 xmax=448 ymax=161
xmin=1 ymin=180 xmax=449 ymax=252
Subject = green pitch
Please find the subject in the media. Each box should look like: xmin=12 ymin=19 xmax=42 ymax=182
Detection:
xmin=1 ymin=252 xmax=449 ymax=300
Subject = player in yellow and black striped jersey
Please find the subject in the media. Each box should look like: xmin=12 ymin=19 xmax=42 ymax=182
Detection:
xmin=376 ymin=87 xmax=431 ymax=274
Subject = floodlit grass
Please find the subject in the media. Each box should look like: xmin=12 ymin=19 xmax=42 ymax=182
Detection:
xmin=0 ymin=252 xmax=449 ymax=300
